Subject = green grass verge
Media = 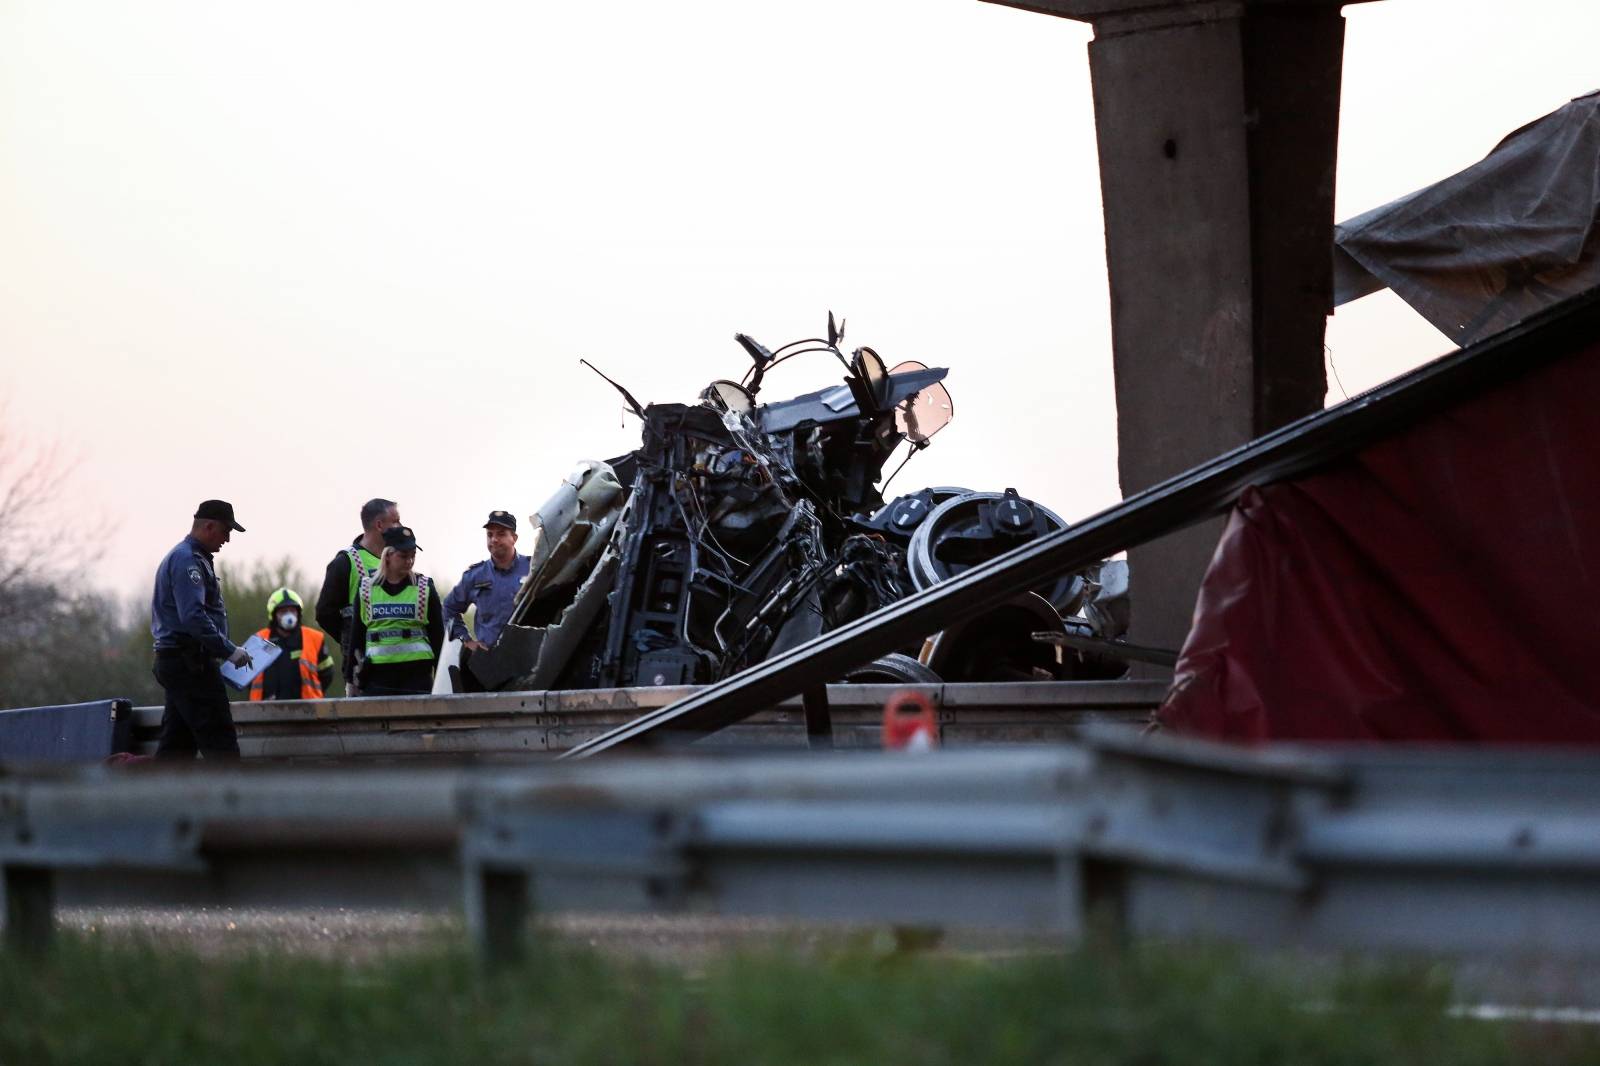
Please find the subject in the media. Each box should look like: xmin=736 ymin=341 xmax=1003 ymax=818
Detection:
xmin=2 ymin=931 xmax=1596 ymax=1066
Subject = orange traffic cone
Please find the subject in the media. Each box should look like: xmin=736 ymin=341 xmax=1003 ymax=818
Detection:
xmin=882 ymin=690 xmax=939 ymax=752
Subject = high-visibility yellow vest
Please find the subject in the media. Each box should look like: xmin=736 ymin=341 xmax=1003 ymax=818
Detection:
xmin=360 ymin=573 xmax=434 ymax=665
xmin=247 ymin=627 xmax=331 ymax=701
xmin=345 ymin=545 xmax=383 ymax=601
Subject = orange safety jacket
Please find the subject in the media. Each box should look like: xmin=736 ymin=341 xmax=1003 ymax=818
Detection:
xmin=247 ymin=626 xmax=329 ymax=701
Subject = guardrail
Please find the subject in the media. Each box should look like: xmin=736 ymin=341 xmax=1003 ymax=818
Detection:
xmin=7 ymin=728 xmax=1600 ymax=993
xmin=128 ymin=681 xmax=1164 ymax=759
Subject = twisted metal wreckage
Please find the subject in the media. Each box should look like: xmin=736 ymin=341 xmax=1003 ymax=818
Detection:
xmin=450 ymin=315 xmax=1132 ymax=695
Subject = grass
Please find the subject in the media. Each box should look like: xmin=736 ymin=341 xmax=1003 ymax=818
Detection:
xmin=2 ymin=930 xmax=1597 ymax=1065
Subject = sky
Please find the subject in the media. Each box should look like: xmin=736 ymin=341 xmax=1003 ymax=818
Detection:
xmin=2 ymin=0 xmax=1597 ymax=601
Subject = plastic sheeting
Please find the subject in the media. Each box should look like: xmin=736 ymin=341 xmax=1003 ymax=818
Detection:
xmin=1334 ymin=91 xmax=1600 ymax=345
xmin=1160 ymin=338 xmax=1600 ymax=744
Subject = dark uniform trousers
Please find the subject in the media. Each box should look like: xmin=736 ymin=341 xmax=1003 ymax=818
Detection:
xmin=153 ymin=645 xmax=241 ymax=759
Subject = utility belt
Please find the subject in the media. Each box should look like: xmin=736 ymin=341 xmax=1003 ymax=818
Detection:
xmin=371 ymin=628 xmax=426 ymax=642
xmin=154 ymin=640 xmax=215 ymax=675
xmin=357 ymin=626 xmax=433 ymax=678
xmin=155 ymin=638 xmax=209 ymax=657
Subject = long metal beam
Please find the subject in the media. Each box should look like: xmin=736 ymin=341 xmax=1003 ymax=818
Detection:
xmin=564 ymin=288 xmax=1600 ymax=756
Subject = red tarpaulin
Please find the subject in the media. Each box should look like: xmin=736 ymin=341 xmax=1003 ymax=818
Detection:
xmin=1160 ymin=339 xmax=1600 ymax=743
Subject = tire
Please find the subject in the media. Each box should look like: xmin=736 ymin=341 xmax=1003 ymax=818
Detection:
xmin=842 ymin=653 xmax=942 ymax=685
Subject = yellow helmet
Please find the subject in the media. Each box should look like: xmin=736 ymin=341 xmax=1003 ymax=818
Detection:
xmin=266 ymin=587 xmax=304 ymax=620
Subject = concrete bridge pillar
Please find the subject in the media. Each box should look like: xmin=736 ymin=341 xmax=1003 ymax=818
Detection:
xmin=985 ymin=0 xmax=1377 ymax=657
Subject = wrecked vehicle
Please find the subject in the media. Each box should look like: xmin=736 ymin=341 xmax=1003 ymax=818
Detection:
xmin=448 ymin=315 xmax=1130 ymax=694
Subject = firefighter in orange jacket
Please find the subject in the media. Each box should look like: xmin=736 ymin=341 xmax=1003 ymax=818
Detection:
xmin=248 ymin=588 xmax=335 ymax=701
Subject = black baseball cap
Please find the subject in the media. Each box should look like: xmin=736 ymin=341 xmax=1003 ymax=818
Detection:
xmin=383 ymin=525 xmax=422 ymax=551
xmin=484 ymin=510 xmax=517 ymax=532
xmin=194 ymin=499 xmax=245 ymax=532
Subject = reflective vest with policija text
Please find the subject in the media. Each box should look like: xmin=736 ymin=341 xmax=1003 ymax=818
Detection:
xmin=247 ymin=626 xmax=331 ymax=701
xmin=360 ymin=572 xmax=434 ymax=666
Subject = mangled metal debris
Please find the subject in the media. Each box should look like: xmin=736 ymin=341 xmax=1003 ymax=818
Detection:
xmin=445 ymin=315 xmax=1131 ymax=694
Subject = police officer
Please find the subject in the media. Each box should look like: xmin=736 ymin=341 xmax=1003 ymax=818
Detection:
xmin=443 ymin=510 xmax=531 ymax=690
xmin=150 ymin=499 xmax=252 ymax=759
xmin=248 ymin=588 xmax=335 ymax=701
xmin=314 ymin=497 xmax=401 ymax=695
xmin=350 ymin=524 xmax=444 ymax=696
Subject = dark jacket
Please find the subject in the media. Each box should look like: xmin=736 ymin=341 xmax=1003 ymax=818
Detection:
xmin=314 ymin=537 xmax=366 ymax=638
xmin=150 ymin=535 xmax=235 ymax=657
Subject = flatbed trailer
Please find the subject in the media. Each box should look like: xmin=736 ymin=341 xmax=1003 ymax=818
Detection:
xmin=128 ymin=680 xmax=1163 ymax=760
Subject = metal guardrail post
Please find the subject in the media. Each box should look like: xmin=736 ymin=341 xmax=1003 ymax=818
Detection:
xmin=459 ymin=785 xmax=696 ymax=964
xmin=472 ymin=868 xmax=531 ymax=968
xmin=4 ymin=866 xmax=54 ymax=954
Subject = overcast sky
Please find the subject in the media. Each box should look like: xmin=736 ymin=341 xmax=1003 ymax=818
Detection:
xmin=3 ymin=0 xmax=1596 ymax=601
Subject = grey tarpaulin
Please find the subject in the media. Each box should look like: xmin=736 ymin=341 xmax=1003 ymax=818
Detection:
xmin=0 ymin=699 xmax=134 ymax=761
xmin=1334 ymin=91 xmax=1600 ymax=345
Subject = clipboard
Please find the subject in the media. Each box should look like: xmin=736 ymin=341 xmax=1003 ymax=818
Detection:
xmin=220 ymin=633 xmax=284 ymax=691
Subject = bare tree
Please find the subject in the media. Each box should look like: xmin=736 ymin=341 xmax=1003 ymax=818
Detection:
xmin=0 ymin=578 xmax=162 ymax=708
xmin=0 ymin=413 xmax=83 ymax=595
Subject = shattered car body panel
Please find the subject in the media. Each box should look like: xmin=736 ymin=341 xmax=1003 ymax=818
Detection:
xmin=459 ymin=319 xmax=1131 ymax=693
xmin=521 ymin=461 xmax=627 ymax=604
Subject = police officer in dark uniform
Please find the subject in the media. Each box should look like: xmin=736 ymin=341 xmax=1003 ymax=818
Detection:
xmin=150 ymin=499 xmax=253 ymax=759
xmin=443 ymin=510 xmax=531 ymax=691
